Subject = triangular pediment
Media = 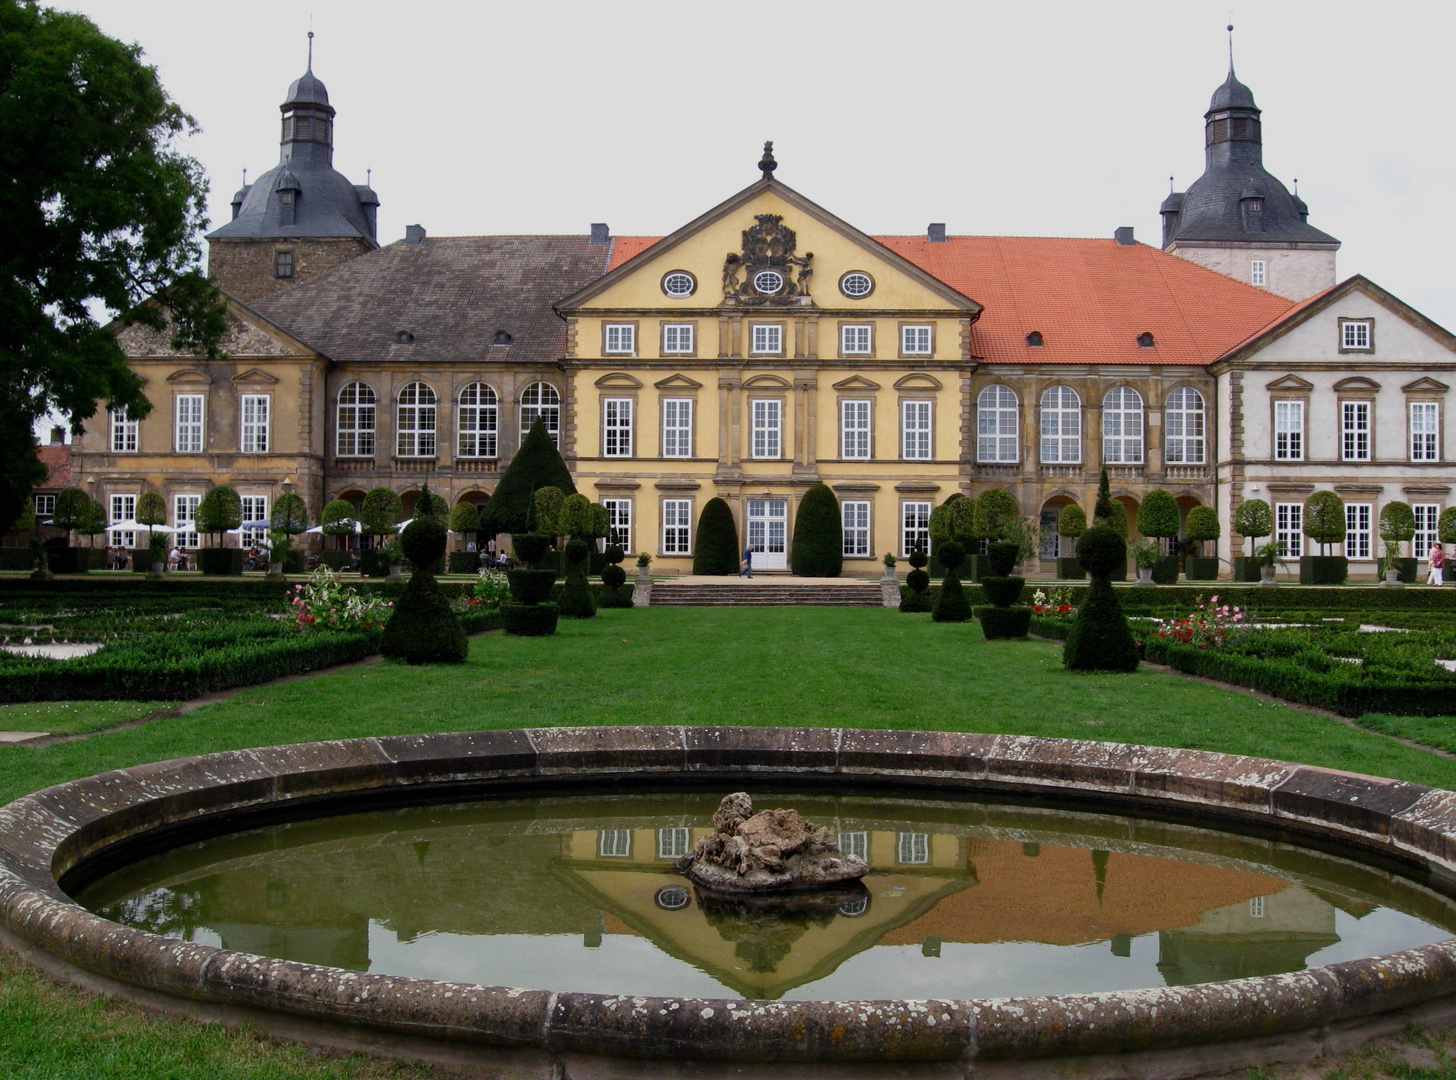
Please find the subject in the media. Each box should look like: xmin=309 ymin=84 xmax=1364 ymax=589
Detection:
xmin=1265 ymin=374 xmax=1314 ymax=392
xmin=594 ymin=372 xmax=643 ymax=389
xmin=1403 ymin=376 xmax=1450 ymax=393
xmin=166 ymin=368 xmax=213 ymax=384
xmin=832 ymin=375 xmax=882 ymax=392
xmin=1332 ymin=376 xmax=1381 ymax=393
xmin=231 ymin=367 xmax=280 ymax=385
xmin=742 ymin=373 xmax=793 ymax=390
xmin=654 ymin=373 xmax=704 ymax=391
xmin=556 ymin=177 xmax=982 ymax=315
xmin=894 ymin=373 xmax=943 ymax=391
xmin=111 ymin=293 xmax=320 ymax=361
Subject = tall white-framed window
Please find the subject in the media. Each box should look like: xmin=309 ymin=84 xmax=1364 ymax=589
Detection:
xmin=661 ymin=499 xmax=692 ymax=555
xmin=1275 ymin=502 xmax=1303 ymax=558
xmin=109 ymin=407 xmax=138 ymax=453
xmin=1411 ymin=401 xmax=1440 ymax=461
xmin=901 ymin=400 xmax=932 ymax=460
xmin=604 ymin=323 xmax=635 ymax=355
xmin=662 ymin=398 xmax=693 ymax=458
xmin=901 ymin=325 xmax=932 ymax=356
xmin=840 ymin=324 xmax=872 ymax=356
xmin=396 ymin=382 xmax=437 ymax=457
xmin=842 ymin=500 xmax=870 ymax=557
xmin=602 ymin=499 xmax=632 ymax=551
xmin=1251 ymin=259 xmax=1266 ymax=287
xmin=840 ymin=400 xmax=871 ymax=459
xmin=1274 ymin=400 xmax=1304 ymax=460
xmin=240 ymin=395 xmax=270 ymax=453
xmin=598 ymin=830 xmax=631 ymax=858
xmin=520 ymin=382 xmax=561 ymax=446
xmin=901 ymin=501 xmax=931 ymax=557
xmin=172 ymin=494 xmax=200 ymax=548
xmin=662 ymin=323 xmax=694 ymax=354
xmin=897 ymin=832 xmax=929 ymax=865
xmin=1345 ymin=503 xmax=1373 ymax=559
xmin=1039 ymin=387 xmax=1081 ymax=463
xmin=1414 ymin=504 xmax=1441 ymax=558
xmin=749 ymin=324 xmax=782 ymax=355
xmin=336 ymin=382 xmax=376 ymax=457
xmin=750 ymin=399 xmax=781 ymax=458
xmin=240 ymin=495 xmax=269 ymax=549
xmin=603 ymin=398 xmax=634 ymax=457
xmin=1341 ymin=319 xmax=1372 ymax=351
xmin=1341 ymin=401 xmax=1371 ymax=461
xmin=977 ymin=384 xmax=1019 ymax=462
xmin=1101 ymin=386 xmax=1144 ymax=464
xmin=457 ymin=383 xmax=498 ymax=458
xmin=174 ymin=394 xmax=203 ymax=453
xmin=656 ymin=828 xmax=690 ymax=860
xmin=109 ymin=493 xmax=136 ymax=547
xmin=1164 ymin=386 xmax=1205 ymax=464
xmin=837 ymin=832 xmax=867 ymax=860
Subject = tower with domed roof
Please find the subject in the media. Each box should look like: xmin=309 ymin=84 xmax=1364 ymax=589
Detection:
xmin=206 ymin=39 xmax=379 ymax=301
xmin=1160 ymin=58 xmax=1338 ymax=301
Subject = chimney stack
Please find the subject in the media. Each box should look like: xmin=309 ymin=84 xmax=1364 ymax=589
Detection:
xmin=1114 ymin=226 xmax=1135 ymax=245
xmin=590 ymin=223 xmax=610 ymax=244
xmin=404 ymin=224 xmax=426 ymax=245
xmin=927 ymin=223 xmax=947 ymax=243
xmin=49 ymin=426 xmax=65 ymax=445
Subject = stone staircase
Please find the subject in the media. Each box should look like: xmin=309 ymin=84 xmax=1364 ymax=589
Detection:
xmin=649 ymin=582 xmax=886 ymax=607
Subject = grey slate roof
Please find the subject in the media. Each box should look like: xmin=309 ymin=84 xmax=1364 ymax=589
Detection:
xmin=251 ymin=235 xmax=614 ymax=365
xmin=1208 ymin=69 xmax=1257 ymax=111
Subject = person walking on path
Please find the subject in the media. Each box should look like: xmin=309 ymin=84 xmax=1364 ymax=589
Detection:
xmin=1428 ymin=543 xmax=1446 ymax=586
xmin=740 ymin=544 xmax=753 ymax=578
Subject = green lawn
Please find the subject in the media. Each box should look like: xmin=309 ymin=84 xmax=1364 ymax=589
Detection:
xmin=0 ymin=699 xmax=176 ymax=736
xmin=4 ymin=605 xmax=1456 ymax=1079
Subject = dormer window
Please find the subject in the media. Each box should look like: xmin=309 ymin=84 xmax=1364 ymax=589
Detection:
xmin=396 ymin=331 xmax=415 ymax=345
xmin=1026 ymin=331 xmax=1043 ymax=347
xmin=1240 ymin=195 xmax=1264 ymax=233
xmin=492 ymin=331 xmax=512 ymax=346
xmin=1137 ymin=332 xmax=1154 ymax=348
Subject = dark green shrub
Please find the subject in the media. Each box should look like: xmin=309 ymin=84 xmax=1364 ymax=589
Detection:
xmin=932 ymin=541 xmax=970 ymax=622
xmin=977 ymin=606 xmax=1032 ymax=639
xmin=1303 ymin=491 xmax=1346 ymax=554
xmin=448 ymin=552 xmax=479 ymax=573
xmin=981 ymin=577 xmax=1024 ymax=606
xmin=51 ymin=488 xmax=90 ymax=534
xmin=380 ymin=571 xmax=467 ymax=664
xmin=937 ymin=541 xmax=966 ymax=571
xmin=1152 ymin=555 xmax=1180 ymax=585
xmin=196 ymin=486 xmax=242 ymax=544
xmin=1062 ymin=576 xmax=1139 ymax=672
xmin=480 ymin=419 xmax=577 ymax=535
xmin=322 ymin=551 xmax=353 ymax=572
xmin=506 ymin=568 xmax=556 ymax=604
xmin=604 ymin=545 xmax=625 ymax=565
xmin=1056 ymin=557 xmax=1086 ymax=580
xmin=1076 ymin=526 xmax=1125 ymax=577
xmin=449 ymin=502 xmax=480 ymax=535
xmin=1184 ymin=556 xmax=1219 ymax=581
xmin=1137 ymin=489 xmax=1180 ymax=542
xmin=790 ymin=484 xmax=842 ymax=577
xmin=899 ymin=586 xmax=932 ymax=613
xmin=693 ymin=497 xmax=740 ymax=575
xmin=602 ymin=564 xmax=627 ymax=589
xmin=559 ymin=493 xmax=597 ymax=540
xmin=400 ymin=518 xmax=446 ymax=565
xmin=558 ymin=538 xmax=597 ymax=618
xmin=501 ymin=602 xmax=559 ymax=636
xmin=1300 ymin=556 xmax=1349 ymax=585
xmin=512 ymin=533 xmax=552 ymax=568
xmin=359 ymin=549 xmax=389 ymax=578
xmin=197 ymin=548 xmax=243 ymax=575
xmin=271 ymin=492 xmax=309 ymax=535
xmin=1235 ymin=499 xmax=1273 ymax=554
xmin=986 ymin=541 xmax=1018 ymax=576
xmin=532 ymin=487 xmax=565 ymax=536
xmin=908 ymin=548 xmax=928 ymax=569
xmin=1093 ymin=468 xmax=1116 ymax=522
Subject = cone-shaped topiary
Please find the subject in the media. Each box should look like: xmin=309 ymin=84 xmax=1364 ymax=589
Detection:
xmin=1093 ymin=468 xmax=1116 ymax=524
xmin=380 ymin=519 xmax=467 ymax=664
xmin=693 ymin=497 xmax=740 ymax=575
xmin=790 ymin=483 xmax=842 ymax=577
xmin=480 ymin=419 xmax=577 ymax=536
xmin=558 ymin=538 xmax=597 ymax=618
xmin=1062 ymin=525 xmax=1139 ymax=672
xmin=931 ymin=541 xmax=971 ymax=622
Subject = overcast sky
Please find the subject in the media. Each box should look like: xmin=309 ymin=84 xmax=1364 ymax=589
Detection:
xmin=61 ymin=0 xmax=1456 ymax=330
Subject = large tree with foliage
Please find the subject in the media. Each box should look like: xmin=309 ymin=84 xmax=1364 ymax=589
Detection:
xmin=0 ymin=3 xmax=226 ymax=536
xmin=479 ymin=419 xmax=576 ymax=535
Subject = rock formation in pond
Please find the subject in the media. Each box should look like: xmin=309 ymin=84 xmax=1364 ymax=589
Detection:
xmin=675 ymin=792 xmax=870 ymax=893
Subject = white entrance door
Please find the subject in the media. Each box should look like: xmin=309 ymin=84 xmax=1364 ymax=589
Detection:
xmin=746 ymin=499 xmax=788 ymax=570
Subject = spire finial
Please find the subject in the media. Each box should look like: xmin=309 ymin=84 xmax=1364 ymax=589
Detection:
xmin=1293 ymin=177 xmax=1299 ymax=194
xmin=241 ymin=167 xmax=248 ymax=186
xmin=1227 ymin=22 xmax=1234 ymax=73
xmin=366 ymin=167 xmax=372 ymax=186
xmin=758 ymin=141 xmax=777 ymax=180
xmin=1169 ymin=175 xmax=1175 ymax=194
xmin=307 ymin=28 xmax=314 ymax=71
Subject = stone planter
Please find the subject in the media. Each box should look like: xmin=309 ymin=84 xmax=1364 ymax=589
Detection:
xmin=1260 ymin=564 xmax=1278 ymax=586
xmin=148 ymin=560 xmax=165 ymax=580
xmin=1183 ymin=556 xmax=1220 ymax=581
xmin=1232 ymin=556 xmax=1263 ymax=582
xmin=1151 ymin=554 xmax=1180 ymax=585
xmin=1135 ymin=566 xmax=1155 ymax=585
xmin=388 ymin=563 xmax=403 ymax=581
xmin=1299 ymin=555 xmax=1349 ymax=585
xmin=1388 ymin=557 xmax=1418 ymax=584
xmin=1383 ymin=568 xmax=1405 ymax=588
xmin=880 ymin=567 xmax=897 ymax=584
xmin=267 ymin=561 xmax=284 ymax=580
xmin=638 ymin=564 xmax=652 ymax=579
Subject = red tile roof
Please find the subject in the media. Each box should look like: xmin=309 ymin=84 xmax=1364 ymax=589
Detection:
xmin=608 ymin=235 xmax=1296 ymax=366
xmin=35 ymin=443 xmax=71 ymax=489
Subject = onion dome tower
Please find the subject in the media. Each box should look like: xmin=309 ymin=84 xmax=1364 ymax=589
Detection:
xmin=1160 ymin=37 xmax=1338 ymax=302
xmin=206 ymin=34 xmax=379 ymax=301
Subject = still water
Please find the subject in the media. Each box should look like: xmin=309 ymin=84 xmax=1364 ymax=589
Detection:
xmin=76 ymin=792 xmax=1456 ymax=1001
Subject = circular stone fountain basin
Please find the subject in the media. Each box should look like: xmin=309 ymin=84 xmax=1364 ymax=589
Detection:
xmin=5 ymin=726 xmax=1456 ymax=1079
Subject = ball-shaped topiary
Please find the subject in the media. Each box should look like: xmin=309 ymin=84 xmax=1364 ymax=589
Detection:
xmin=1235 ymin=499 xmax=1273 ymax=548
xmin=937 ymin=540 xmax=965 ymax=571
xmin=1075 ymin=525 xmax=1126 ymax=577
xmin=1441 ymin=507 xmax=1456 ymax=545
xmin=1185 ymin=506 xmax=1220 ymax=547
xmin=1303 ymin=491 xmax=1346 ymax=554
xmin=400 ymin=518 xmax=446 ymax=566
xmin=1136 ymin=489 xmax=1180 ymax=540
xmin=693 ymin=497 xmax=741 ymax=575
xmin=558 ymin=537 xmax=597 ymax=618
xmin=602 ymin=564 xmax=627 ymax=590
xmin=907 ymin=549 xmax=929 ymax=569
xmin=790 ymin=483 xmax=842 ymax=577
xmin=1057 ymin=504 xmax=1087 ymax=539
xmin=986 ymin=541 xmax=1019 ymax=577
xmin=604 ymin=545 xmax=625 ymax=565
xmin=1379 ymin=501 xmax=1416 ymax=545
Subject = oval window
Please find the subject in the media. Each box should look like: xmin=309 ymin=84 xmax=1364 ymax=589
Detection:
xmin=840 ymin=271 xmax=874 ymax=298
xmin=753 ymin=269 xmax=785 ymax=296
xmin=662 ymin=271 xmax=696 ymax=298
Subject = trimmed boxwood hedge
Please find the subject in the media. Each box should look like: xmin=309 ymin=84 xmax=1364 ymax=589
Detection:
xmin=1300 ymin=556 xmax=1349 ymax=585
xmin=501 ymin=601 xmax=559 ymax=636
xmin=976 ymin=606 xmax=1032 ymax=639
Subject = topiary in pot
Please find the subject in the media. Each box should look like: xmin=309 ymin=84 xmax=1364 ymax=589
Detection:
xmin=693 ymin=497 xmax=740 ymax=575
xmin=932 ymin=541 xmax=971 ymax=622
xmin=790 ymin=483 xmax=842 ymax=577
xmin=1062 ymin=525 xmax=1139 ymax=672
xmin=1184 ymin=506 xmax=1221 ymax=580
xmin=558 ymin=538 xmax=597 ymax=618
xmin=380 ymin=518 xmax=468 ymax=664
xmin=986 ymin=541 xmax=1019 ymax=577
xmin=1136 ymin=489 xmax=1181 ymax=584
xmin=1379 ymin=501 xmax=1417 ymax=583
xmin=1301 ymin=490 xmax=1348 ymax=584
xmin=900 ymin=548 xmax=932 ymax=612
xmin=1233 ymin=498 xmax=1272 ymax=582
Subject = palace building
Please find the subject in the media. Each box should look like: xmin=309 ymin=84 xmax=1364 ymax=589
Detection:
xmin=69 ymin=59 xmax=1456 ymax=573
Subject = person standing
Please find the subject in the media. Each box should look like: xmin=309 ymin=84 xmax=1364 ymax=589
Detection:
xmin=1428 ymin=543 xmax=1446 ymax=586
xmin=740 ymin=544 xmax=753 ymax=578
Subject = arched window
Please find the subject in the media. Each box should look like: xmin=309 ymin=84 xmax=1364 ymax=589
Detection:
xmin=977 ymin=385 xmax=1019 ymax=462
xmin=1164 ymin=387 xmax=1205 ymax=464
xmin=396 ymin=382 xmax=437 ymax=457
xmin=336 ymin=382 xmax=375 ymax=457
xmin=1039 ymin=387 xmax=1081 ymax=463
xmin=1102 ymin=386 xmax=1144 ymax=464
xmin=520 ymin=382 xmax=561 ymax=447
xmin=457 ymin=383 xmax=498 ymax=458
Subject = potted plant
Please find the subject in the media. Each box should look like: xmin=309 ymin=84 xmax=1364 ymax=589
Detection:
xmin=133 ymin=489 xmax=168 ymax=574
xmin=448 ymin=502 xmax=481 ymax=573
xmin=358 ymin=486 xmax=402 ymax=578
xmin=146 ymin=531 xmax=168 ymax=579
xmin=1056 ymin=504 xmax=1087 ymax=580
xmin=265 ymin=529 xmax=291 ymax=579
xmin=1131 ymin=539 xmax=1160 ymax=585
xmin=1135 ymin=489 xmax=1181 ymax=584
xmin=1378 ymin=501 xmax=1417 ymax=585
xmin=1255 ymin=540 xmax=1281 ymax=586
xmin=1183 ymin=506 xmax=1221 ymax=581
xmin=1300 ymin=491 xmax=1348 ymax=584
xmin=49 ymin=487 xmax=94 ymax=572
xmin=881 ymin=551 xmax=897 ymax=583
xmin=195 ymin=485 xmax=244 ymax=575
xmin=320 ymin=498 xmax=357 ymax=572
xmin=270 ymin=491 xmax=309 ymax=575
xmin=381 ymin=537 xmax=404 ymax=579
xmin=1233 ymin=499 xmax=1272 ymax=583
xmin=636 ymin=551 xmax=652 ymax=578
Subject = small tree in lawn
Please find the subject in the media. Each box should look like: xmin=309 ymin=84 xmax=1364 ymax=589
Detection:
xmin=51 ymin=488 xmax=89 ymax=537
xmin=790 ymin=483 xmax=842 ymax=577
xmin=1303 ymin=491 xmax=1346 ymax=555
xmin=693 ymin=497 xmax=740 ymax=575
xmin=1379 ymin=501 xmax=1416 ymax=579
xmin=1184 ymin=507 xmax=1220 ymax=556
xmin=1235 ymin=499 xmax=1272 ymax=556
xmin=196 ymin=485 xmax=242 ymax=546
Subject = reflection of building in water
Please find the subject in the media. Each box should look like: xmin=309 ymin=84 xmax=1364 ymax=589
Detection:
xmin=1156 ymin=882 xmax=1344 ymax=984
